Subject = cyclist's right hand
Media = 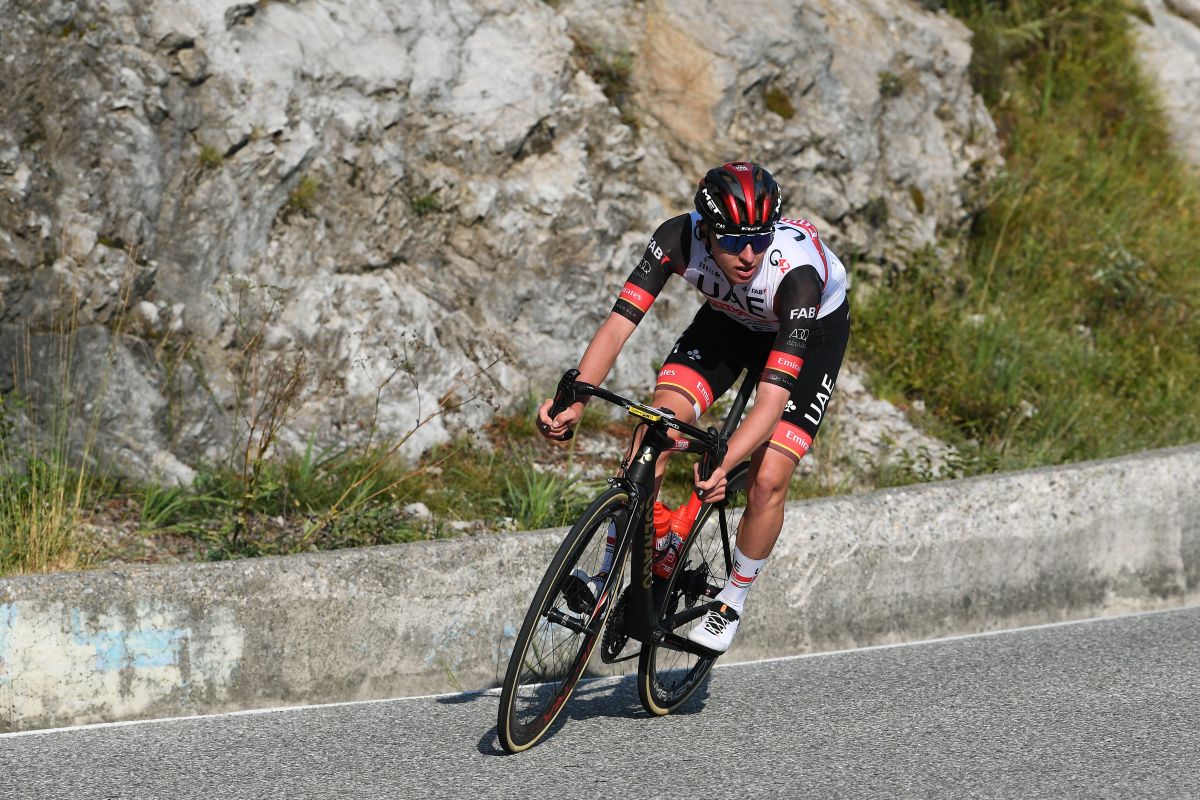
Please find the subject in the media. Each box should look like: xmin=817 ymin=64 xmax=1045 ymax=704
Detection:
xmin=537 ymin=398 xmax=580 ymax=441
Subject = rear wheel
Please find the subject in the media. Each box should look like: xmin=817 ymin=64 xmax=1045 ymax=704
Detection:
xmin=497 ymin=487 xmax=630 ymax=753
xmin=637 ymin=462 xmax=750 ymax=715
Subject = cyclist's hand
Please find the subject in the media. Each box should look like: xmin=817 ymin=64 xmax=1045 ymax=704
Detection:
xmin=694 ymin=463 xmax=728 ymax=504
xmin=537 ymin=398 xmax=579 ymax=441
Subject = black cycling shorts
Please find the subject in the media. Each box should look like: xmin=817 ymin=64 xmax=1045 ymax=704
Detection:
xmin=655 ymin=299 xmax=850 ymax=464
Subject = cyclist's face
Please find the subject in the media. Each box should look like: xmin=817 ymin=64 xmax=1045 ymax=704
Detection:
xmin=706 ymin=228 xmax=766 ymax=285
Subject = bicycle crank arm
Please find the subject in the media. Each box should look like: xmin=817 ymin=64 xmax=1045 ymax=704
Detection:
xmin=545 ymin=608 xmax=601 ymax=636
xmin=653 ymin=629 xmax=724 ymax=659
xmin=664 ymin=603 xmax=709 ymax=629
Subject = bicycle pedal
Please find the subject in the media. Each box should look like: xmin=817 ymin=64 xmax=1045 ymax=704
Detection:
xmin=600 ymin=585 xmax=632 ymax=663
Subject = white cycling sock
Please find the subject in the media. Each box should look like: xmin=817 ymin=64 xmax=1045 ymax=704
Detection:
xmin=714 ymin=546 xmax=768 ymax=614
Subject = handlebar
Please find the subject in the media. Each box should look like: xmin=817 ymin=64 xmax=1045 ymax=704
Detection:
xmin=548 ymin=369 xmax=727 ymax=470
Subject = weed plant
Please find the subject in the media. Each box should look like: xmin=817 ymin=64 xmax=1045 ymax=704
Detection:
xmin=0 ymin=320 xmax=106 ymax=574
xmin=855 ymin=0 xmax=1200 ymax=473
xmin=571 ymin=35 xmax=636 ymax=126
xmin=107 ymin=276 xmax=592 ymax=563
xmin=287 ymin=175 xmax=320 ymax=214
xmin=125 ymin=416 xmax=598 ymax=561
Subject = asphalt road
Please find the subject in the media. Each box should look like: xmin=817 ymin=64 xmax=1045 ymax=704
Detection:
xmin=4 ymin=605 xmax=1198 ymax=800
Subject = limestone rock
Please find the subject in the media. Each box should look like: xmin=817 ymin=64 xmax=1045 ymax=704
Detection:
xmin=0 ymin=0 xmax=1001 ymax=481
xmin=1134 ymin=0 xmax=1200 ymax=167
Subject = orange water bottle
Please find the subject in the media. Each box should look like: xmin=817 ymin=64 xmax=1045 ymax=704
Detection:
xmin=653 ymin=495 xmax=703 ymax=579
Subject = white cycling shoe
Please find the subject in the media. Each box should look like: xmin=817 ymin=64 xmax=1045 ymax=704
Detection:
xmin=686 ymin=602 xmax=741 ymax=653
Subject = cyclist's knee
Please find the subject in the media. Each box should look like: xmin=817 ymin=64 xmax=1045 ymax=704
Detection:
xmin=747 ymin=449 xmax=796 ymax=511
xmin=650 ymin=389 xmax=696 ymax=424
xmin=748 ymin=474 xmax=788 ymax=511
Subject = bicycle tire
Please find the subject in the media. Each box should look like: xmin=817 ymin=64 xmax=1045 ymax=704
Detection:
xmin=497 ymin=486 xmax=631 ymax=753
xmin=637 ymin=462 xmax=750 ymax=715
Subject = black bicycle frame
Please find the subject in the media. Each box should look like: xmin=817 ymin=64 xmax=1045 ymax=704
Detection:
xmin=547 ymin=367 xmax=759 ymax=656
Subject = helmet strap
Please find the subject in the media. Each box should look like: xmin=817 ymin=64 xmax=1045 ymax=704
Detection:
xmin=697 ymin=222 xmax=715 ymax=257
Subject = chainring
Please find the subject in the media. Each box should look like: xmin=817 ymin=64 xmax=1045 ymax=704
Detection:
xmin=600 ymin=585 xmax=632 ymax=663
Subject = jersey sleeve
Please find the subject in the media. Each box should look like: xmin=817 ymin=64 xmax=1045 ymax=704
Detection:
xmin=612 ymin=214 xmax=691 ymax=326
xmin=762 ymin=266 xmax=823 ymax=392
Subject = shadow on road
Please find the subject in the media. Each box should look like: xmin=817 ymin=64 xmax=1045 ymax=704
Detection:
xmin=474 ymin=672 xmax=712 ymax=755
xmin=433 ymin=684 xmax=501 ymax=705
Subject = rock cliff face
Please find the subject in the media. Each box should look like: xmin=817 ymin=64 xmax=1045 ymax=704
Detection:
xmin=1135 ymin=0 xmax=1200 ymax=168
xmin=0 ymin=0 xmax=999 ymax=482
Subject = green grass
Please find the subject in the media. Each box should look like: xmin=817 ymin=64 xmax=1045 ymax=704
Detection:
xmin=410 ymin=193 xmax=441 ymax=217
xmin=853 ymin=0 xmax=1200 ymax=473
xmin=0 ymin=456 xmax=96 ymax=573
xmin=287 ymin=175 xmax=320 ymax=214
xmin=198 ymin=144 xmax=223 ymax=172
xmin=571 ymin=35 xmax=636 ymax=126
xmin=764 ymin=85 xmax=796 ymax=119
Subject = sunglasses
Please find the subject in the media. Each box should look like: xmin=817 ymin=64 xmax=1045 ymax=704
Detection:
xmin=715 ymin=232 xmax=774 ymax=254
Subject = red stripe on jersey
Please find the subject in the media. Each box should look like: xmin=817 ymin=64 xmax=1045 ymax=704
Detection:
xmin=768 ymin=421 xmax=813 ymax=463
xmin=655 ymin=363 xmax=715 ymax=414
xmin=618 ymin=282 xmax=654 ymax=313
xmin=766 ymin=350 xmax=803 ymax=379
xmin=796 ymin=219 xmax=829 ymax=284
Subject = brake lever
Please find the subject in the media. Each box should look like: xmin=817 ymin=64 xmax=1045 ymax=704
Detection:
xmin=695 ymin=427 xmax=726 ymax=499
xmin=547 ymin=368 xmax=581 ymax=441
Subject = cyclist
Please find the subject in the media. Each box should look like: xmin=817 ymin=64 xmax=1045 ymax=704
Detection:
xmin=537 ymin=161 xmax=850 ymax=653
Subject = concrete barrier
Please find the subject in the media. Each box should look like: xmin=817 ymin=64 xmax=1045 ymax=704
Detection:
xmin=1 ymin=444 xmax=1197 ymax=733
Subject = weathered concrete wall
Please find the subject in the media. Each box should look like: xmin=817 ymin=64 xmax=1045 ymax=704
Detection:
xmin=1 ymin=444 xmax=1198 ymax=733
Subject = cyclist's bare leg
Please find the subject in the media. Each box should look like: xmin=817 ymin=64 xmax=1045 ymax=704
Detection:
xmin=694 ymin=444 xmax=797 ymax=622
xmin=735 ymin=444 xmax=798 ymax=560
xmin=647 ymin=389 xmax=697 ymax=496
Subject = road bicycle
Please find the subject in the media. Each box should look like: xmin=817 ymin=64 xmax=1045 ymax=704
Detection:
xmin=496 ymin=367 xmax=758 ymax=753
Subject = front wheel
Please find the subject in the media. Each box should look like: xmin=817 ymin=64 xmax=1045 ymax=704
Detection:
xmin=497 ymin=487 xmax=630 ymax=753
xmin=637 ymin=462 xmax=750 ymax=715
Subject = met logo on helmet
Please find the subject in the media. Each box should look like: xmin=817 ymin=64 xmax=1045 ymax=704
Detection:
xmin=700 ymin=187 xmax=722 ymax=217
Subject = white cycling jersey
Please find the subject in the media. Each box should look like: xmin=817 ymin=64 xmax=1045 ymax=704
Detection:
xmin=670 ymin=212 xmax=848 ymax=332
xmin=614 ymin=211 xmax=849 ymax=393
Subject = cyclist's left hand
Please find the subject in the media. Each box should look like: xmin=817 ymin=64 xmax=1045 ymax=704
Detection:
xmin=694 ymin=463 xmax=728 ymax=504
